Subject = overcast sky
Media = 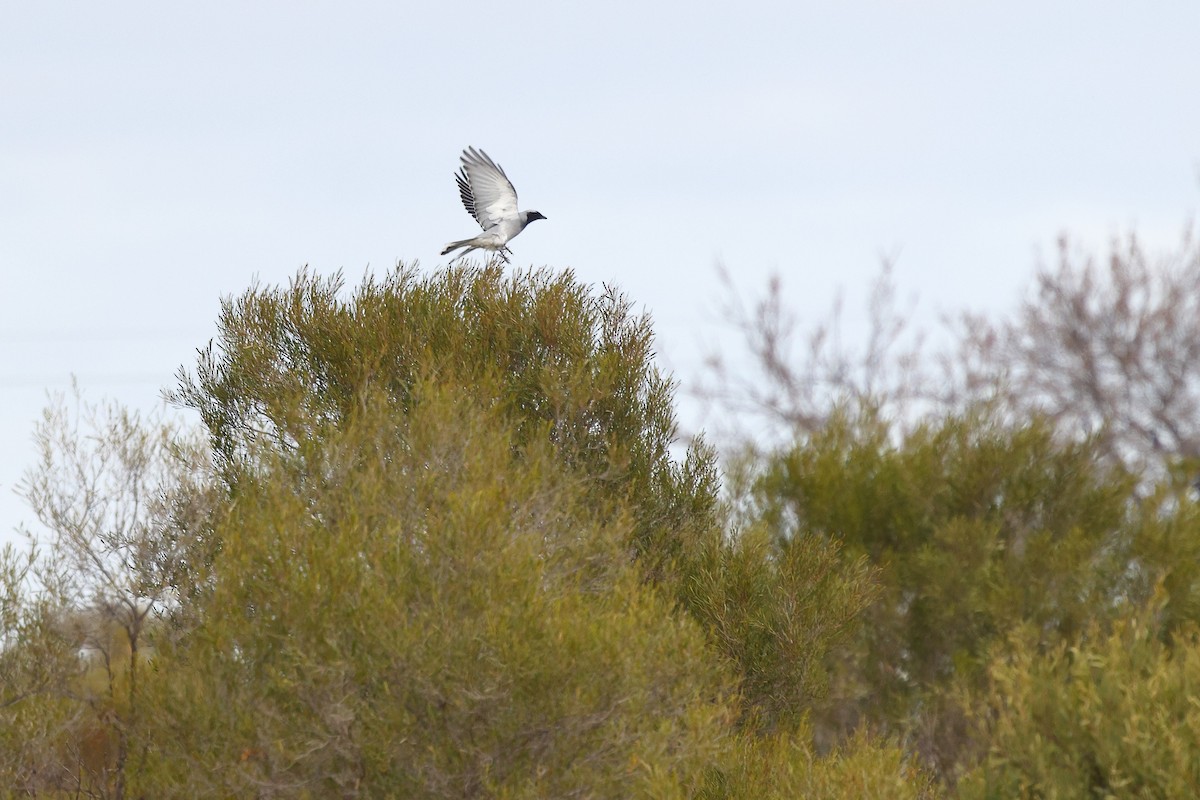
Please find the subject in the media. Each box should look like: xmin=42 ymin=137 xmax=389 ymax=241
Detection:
xmin=3 ymin=2 xmax=1198 ymax=550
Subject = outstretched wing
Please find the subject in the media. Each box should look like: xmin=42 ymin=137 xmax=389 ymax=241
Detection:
xmin=454 ymin=147 xmax=519 ymax=230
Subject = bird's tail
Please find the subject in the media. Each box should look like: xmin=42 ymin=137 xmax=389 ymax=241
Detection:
xmin=440 ymin=238 xmax=476 ymax=256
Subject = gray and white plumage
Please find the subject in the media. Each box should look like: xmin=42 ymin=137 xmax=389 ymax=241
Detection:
xmin=440 ymin=147 xmax=546 ymax=262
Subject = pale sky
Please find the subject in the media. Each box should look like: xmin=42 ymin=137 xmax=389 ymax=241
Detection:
xmin=3 ymin=2 xmax=1198 ymax=550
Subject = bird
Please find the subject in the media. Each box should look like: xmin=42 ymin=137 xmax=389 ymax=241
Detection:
xmin=440 ymin=147 xmax=546 ymax=263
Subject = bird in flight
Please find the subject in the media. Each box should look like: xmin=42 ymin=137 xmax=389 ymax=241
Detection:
xmin=441 ymin=147 xmax=546 ymax=263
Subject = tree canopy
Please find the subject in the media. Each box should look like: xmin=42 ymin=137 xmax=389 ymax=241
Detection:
xmin=5 ymin=244 xmax=1200 ymax=798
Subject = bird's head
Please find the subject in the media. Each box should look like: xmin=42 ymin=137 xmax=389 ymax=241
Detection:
xmin=525 ymin=211 xmax=547 ymax=223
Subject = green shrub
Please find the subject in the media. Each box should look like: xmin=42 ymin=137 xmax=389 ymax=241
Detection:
xmin=700 ymin=723 xmax=940 ymax=799
xmin=3 ymin=265 xmax=922 ymax=796
xmin=746 ymin=407 xmax=1142 ymax=770
xmin=960 ymin=597 xmax=1200 ymax=798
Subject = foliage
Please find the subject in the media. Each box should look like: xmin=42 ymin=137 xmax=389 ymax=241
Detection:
xmin=959 ymin=595 xmax=1200 ymax=799
xmin=15 ymin=251 xmax=1199 ymax=795
xmin=3 ymin=264 xmax=900 ymax=797
xmin=1126 ymin=483 xmax=1200 ymax=635
xmin=743 ymin=406 xmax=1144 ymax=772
xmin=2 ymin=393 xmax=205 ymax=797
xmin=682 ymin=521 xmax=878 ymax=733
xmin=701 ymin=226 xmax=1200 ymax=787
xmin=167 ymin=263 xmax=877 ymax=731
xmin=0 ymin=542 xmax=82 ymax=793
xmin=135 ymin=384 xmax=738 ymax=797
xmin=700 ymin=724 xmax=940 ymax=800
xmin=170 ymin=264 xmax=717 ymax=578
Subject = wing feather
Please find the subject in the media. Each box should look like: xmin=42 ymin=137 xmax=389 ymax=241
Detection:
xmin=454 ymin=147 xmax=519 ymax=231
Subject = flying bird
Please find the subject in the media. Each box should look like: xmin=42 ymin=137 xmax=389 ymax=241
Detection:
xmin=441 ymin=147 xmax=546 ymax=263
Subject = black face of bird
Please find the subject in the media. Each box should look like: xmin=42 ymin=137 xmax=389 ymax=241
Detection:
xmin=526 ymin=211 xmax=547 ymax=222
